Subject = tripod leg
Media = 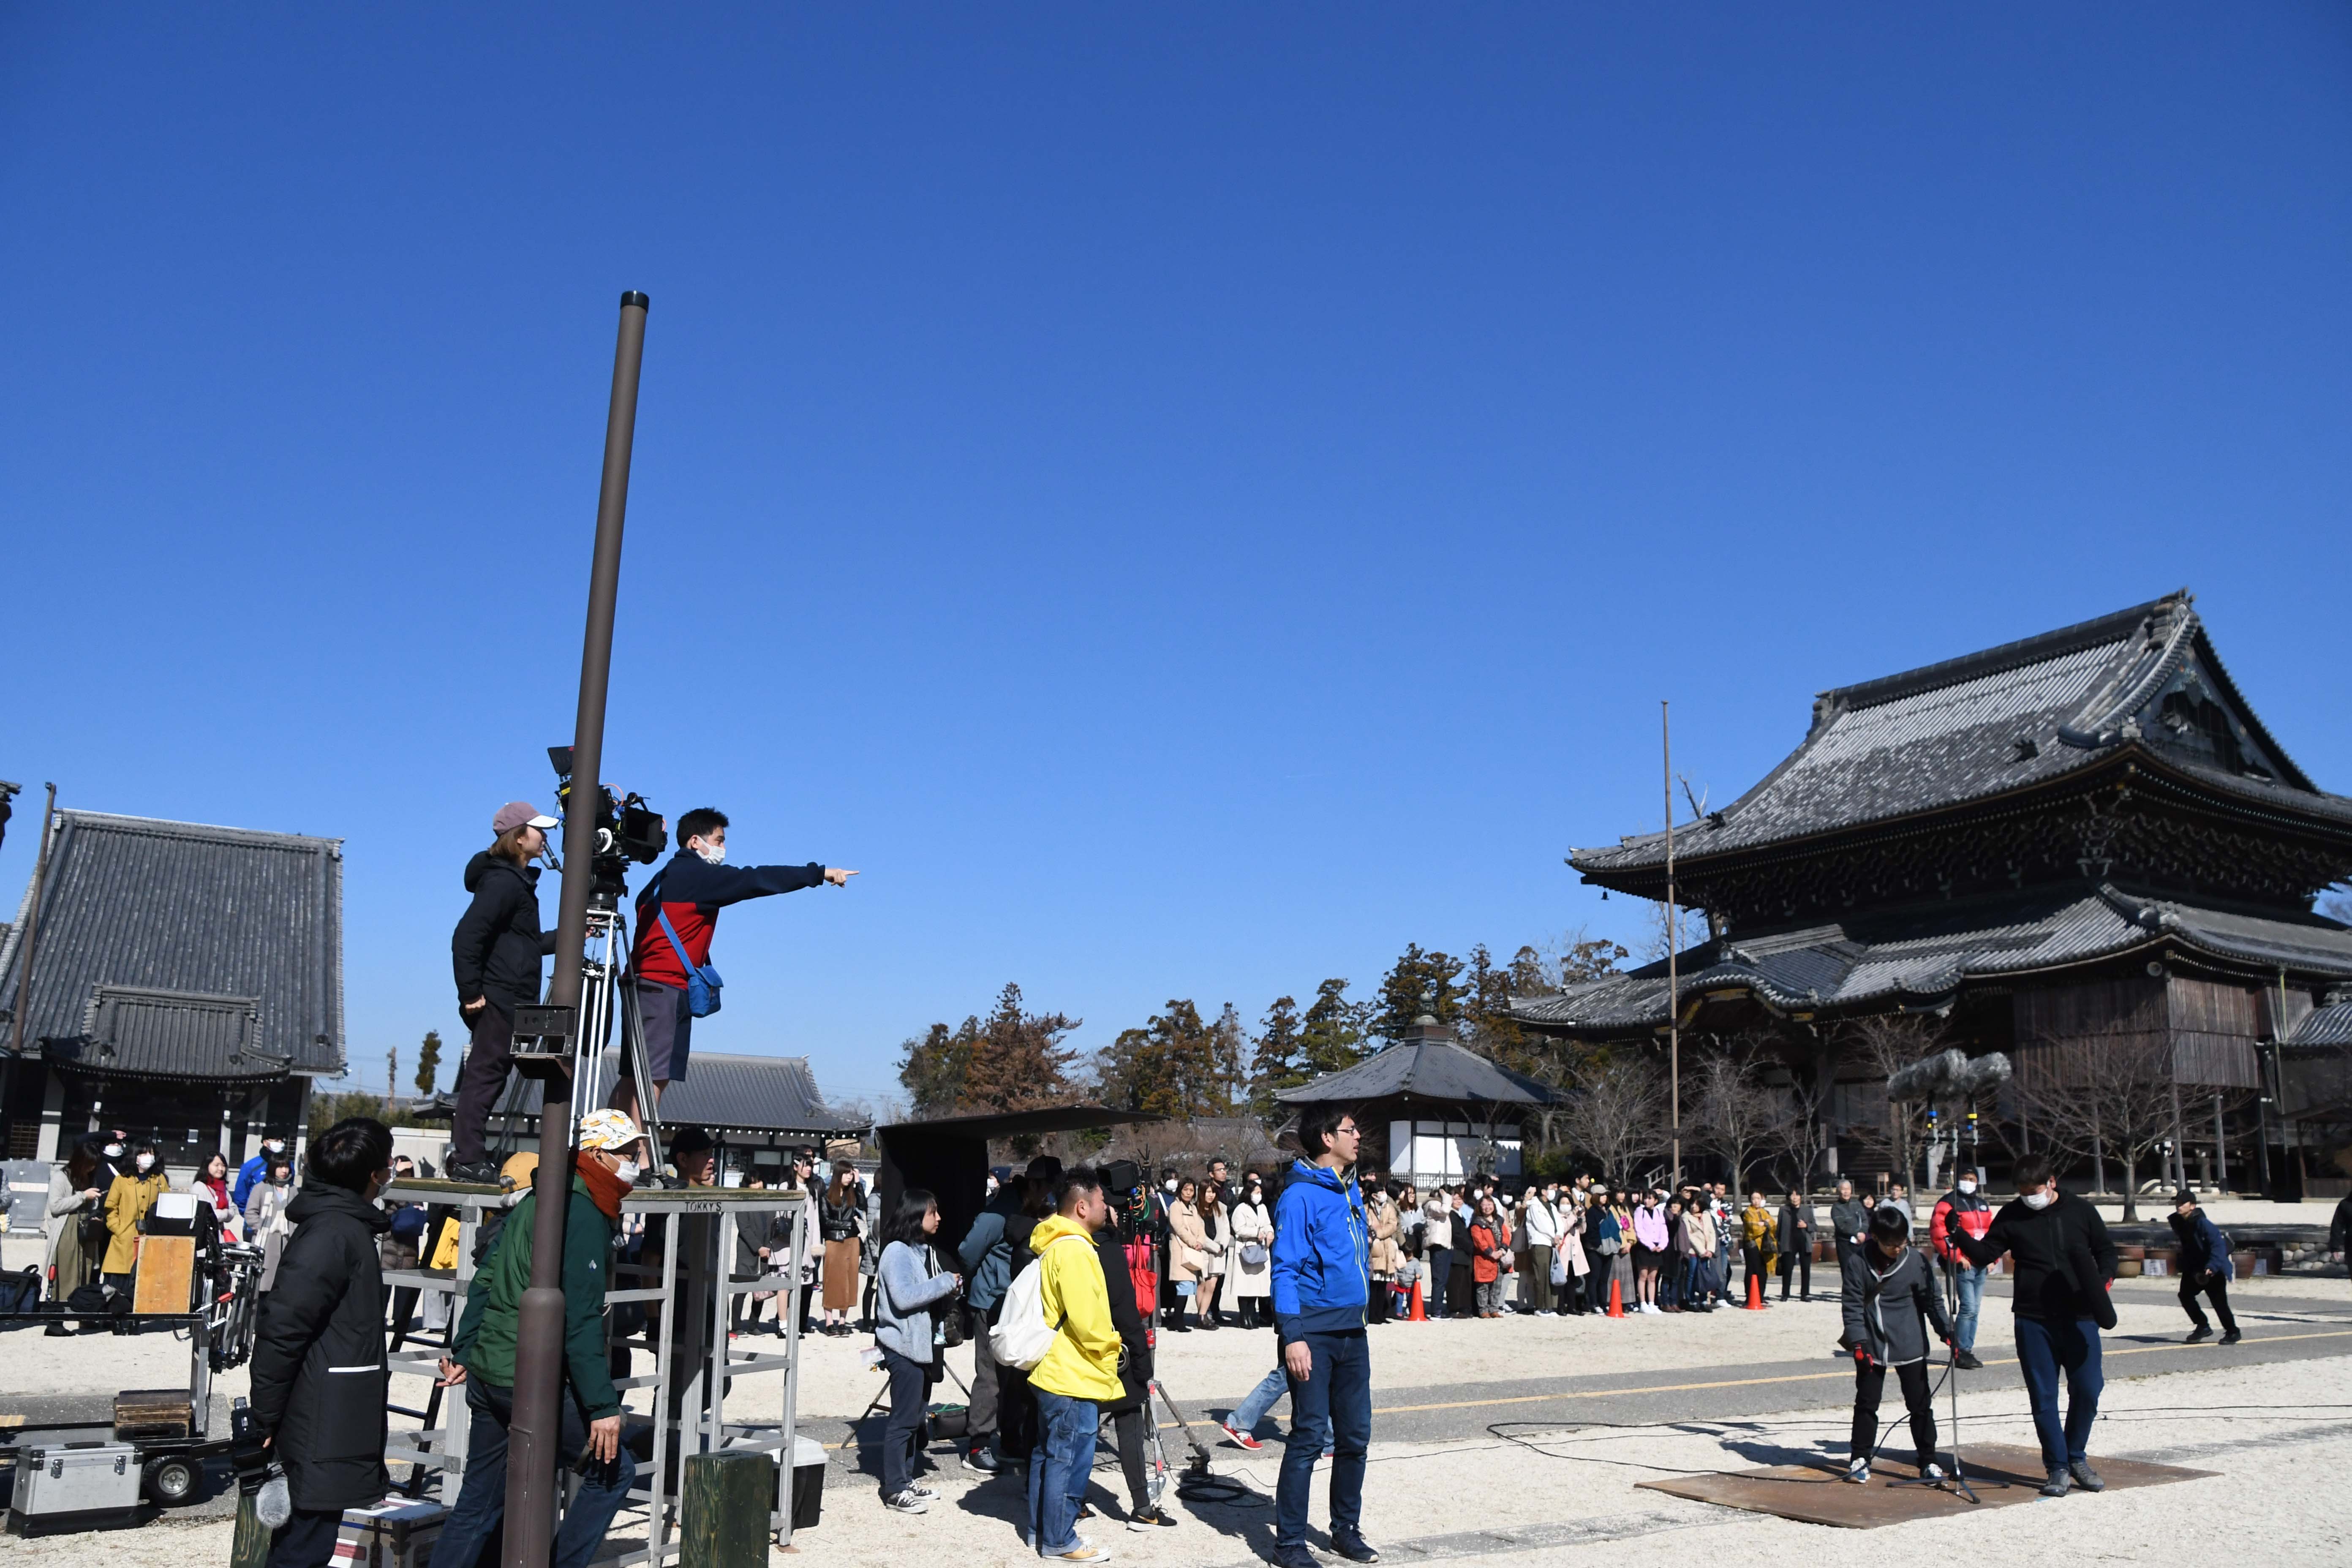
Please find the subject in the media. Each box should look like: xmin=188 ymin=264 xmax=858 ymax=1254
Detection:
xmin=619 ymin=959 xmax=668 ymax=1157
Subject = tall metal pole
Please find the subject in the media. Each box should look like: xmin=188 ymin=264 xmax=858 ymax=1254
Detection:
xmin=6 ymin=784 xmax=59 ymax=1060
xmin=505 ymin=290 xmax=649 ymax=1568
xmin=1663 ymin=702 xmax=1678 ymax=1189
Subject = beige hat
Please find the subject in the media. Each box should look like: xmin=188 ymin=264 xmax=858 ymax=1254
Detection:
xmin=577 ymin=1109 xmax=645 ymax=1152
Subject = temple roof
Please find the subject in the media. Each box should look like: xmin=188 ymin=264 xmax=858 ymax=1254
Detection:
xmin=1277 ymin=1023 xmax=1560 ymax=1106
xmin=1576 ymin=592 xmax=2352 ymax=885
xmin=1511 ymin=885 xmax=2352 ymax=1036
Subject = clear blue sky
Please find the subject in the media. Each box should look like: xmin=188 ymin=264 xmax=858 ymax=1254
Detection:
xmin=5 ymin=9 xmax=2347 ymax=1111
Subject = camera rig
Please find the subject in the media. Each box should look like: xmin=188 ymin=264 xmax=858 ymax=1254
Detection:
xmin=546 ymin=745 xmax=666 ymax=904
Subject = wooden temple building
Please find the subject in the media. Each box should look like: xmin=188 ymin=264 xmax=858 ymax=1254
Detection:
xmin=1512 ymin=592 xmax=2352 ymax=1196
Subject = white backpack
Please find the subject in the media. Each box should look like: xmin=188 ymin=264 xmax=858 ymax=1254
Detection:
xmin=989 ymin=1233 xmax=1089 ymax=1371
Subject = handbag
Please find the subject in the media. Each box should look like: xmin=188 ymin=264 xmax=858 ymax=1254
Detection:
xmin=649 ymin=873 xmax=724 ymax=1017
xmin=1238 ymin=1241 xmax=1268 ymax=1269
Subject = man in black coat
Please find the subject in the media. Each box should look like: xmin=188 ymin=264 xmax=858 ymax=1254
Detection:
xmin=447 ymin=801 xmax=560 ymax=1183
xmin=1777 ymin=1189 xmax=1817 ymax=1302
xmin=248 ymin=1118 xmax=396 ymax=1568
xmin=1953 ymin=1154 xmax=2117 ymax=1497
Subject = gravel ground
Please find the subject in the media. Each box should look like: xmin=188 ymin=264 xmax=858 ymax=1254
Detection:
xmin=7 ymin=1273 xmax=2347 ymax=1564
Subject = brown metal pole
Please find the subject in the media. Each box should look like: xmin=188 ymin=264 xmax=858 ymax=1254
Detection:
xmin=1664 ymin=703 xmax=1678 ymax=1190
xmin=6 ymin=784 xmax=58 ymax=1061
xmin=504 ymin=290 xmax=649 ymax=1568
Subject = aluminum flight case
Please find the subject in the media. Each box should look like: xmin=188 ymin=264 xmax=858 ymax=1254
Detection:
xmin=7 ymin=1441 xmax=146 ymax=1534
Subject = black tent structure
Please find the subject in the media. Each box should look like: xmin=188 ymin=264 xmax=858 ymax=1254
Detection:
xmin=1275 ymin=1017 xmax=1560 ymax=1189
xmin=875 ymin=1104 xmax=1163 ymax=1261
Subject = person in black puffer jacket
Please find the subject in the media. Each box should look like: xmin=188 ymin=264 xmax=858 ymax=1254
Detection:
xmin=447 ymin=802 xmax=561 ymax=1181
xmin=247 ymin=1119 xmax=395 ymax=1568
xmin=1953 ymin=1154 xmax=2117 ymax=1498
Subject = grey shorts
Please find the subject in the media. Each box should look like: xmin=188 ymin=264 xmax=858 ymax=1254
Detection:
xmin=635 ymin=978 xmax=692 ymax=1082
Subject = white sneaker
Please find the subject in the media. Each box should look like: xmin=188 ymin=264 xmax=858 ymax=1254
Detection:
xmin=885 ymin=1490 xmax=929 ymax=1514
xmin=1536 ymin=1309 xmax=1556 ymax=1317
xmin=1843 ymin=1461 xmax=1870 ymax=1485
xmin=1920 ymin=1463 xmax=1946 ymax=1483
xmin=909 ymin=1483 xmax=939 ymax=1500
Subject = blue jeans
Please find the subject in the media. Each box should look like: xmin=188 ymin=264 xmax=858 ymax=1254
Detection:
xmin=1028 ymin=1388 xmax=1098 ymax=1555
xmin=433 ymin=1377 xmax=638 ymax=1568
xmin=1947 ymin=1261 xmax=1986 ymax=1352
xmin=880 ymin=1348 xmax=930 ymax=1499
xmin=2012 ymin=1316 xmax=2103 ymax=1471
xmin=1276 ymin=1330 xmax=1370 ymax=1551
xmin=1231 ymin=1366 xmax=1288 ymax=1435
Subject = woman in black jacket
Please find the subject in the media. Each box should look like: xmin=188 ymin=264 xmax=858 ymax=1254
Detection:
xmin=1094 ymin=1201 xmax=1178 ymax=1530
xmin=447 ymin=803 xmax=560 ymax=1183
xmin=248 ymin=1119 xmax=395 ymax=1568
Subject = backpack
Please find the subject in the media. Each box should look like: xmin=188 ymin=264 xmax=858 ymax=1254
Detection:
xmin=649 ymin=874 xmax=723 ymax=1018
xmin=989 ymin=1232 xmax=1090 ymax=1371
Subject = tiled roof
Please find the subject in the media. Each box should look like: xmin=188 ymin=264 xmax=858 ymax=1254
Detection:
xmin=2288 ymin=999 xmax=2352 ymax=1048
xmin=0 ymin=811 xmax=344 ymax=1080
xmin=1276 ymin=1027 xmax=1560 ymax=1105
xmin=1510 ymin=886 xmax=2352 ymax=1035
xmin=599 ymin=1048 xmax=866 ymax=1137
xmin=1576 ymin=592 xmax=2352 ymax=878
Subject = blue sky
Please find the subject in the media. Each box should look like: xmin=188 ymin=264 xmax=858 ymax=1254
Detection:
xmin=4 ymin=8 xmax=2348 ymax=1111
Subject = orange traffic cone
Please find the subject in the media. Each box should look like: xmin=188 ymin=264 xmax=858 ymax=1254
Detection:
xmin=1408 ymin=1279 xmax=1426 ymax=1321
xmin=1745 ymin=1271 xmax=1765 ymax=1310
xmin=1607 ymin=1275 xmax=1625 ymax=1318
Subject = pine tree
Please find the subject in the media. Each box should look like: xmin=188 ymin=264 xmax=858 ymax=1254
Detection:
xmin=414 ymin=1030 xmax=444 ymax=1097
xmin=1102 ymin=999 xmax=1243 ymax=1119
xmin=898 ymin=1019 xmax=977 ymax=1118
xmin=1299 ymin=978 xmax=1371 ymax=1075
xmin=1372 ymin=945 xmax=1466 ymax=1041
xmin=1248 ymin=996 xmax=1308 ymax=1118
xmin=953 ymin=983 xmax=1082 ymax=1114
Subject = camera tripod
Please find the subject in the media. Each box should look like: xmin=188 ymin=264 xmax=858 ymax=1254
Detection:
xmin=566 ymin=893 xmax=670 ymax=1165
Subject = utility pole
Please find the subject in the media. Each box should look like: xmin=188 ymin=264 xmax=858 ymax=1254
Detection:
xmin=505 ymin=291 xmax=650 ymax=1568
xmin=1663 ymin=702 xmax=1678 ymax=1190
xmin=5 ymin=784 xmax=58 ymax=1060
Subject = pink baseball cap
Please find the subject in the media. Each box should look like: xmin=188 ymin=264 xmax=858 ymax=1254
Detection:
xmin=492 ymin=801 xmax=559 ymax=835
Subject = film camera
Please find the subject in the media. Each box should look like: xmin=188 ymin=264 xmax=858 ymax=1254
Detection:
xmin=548 ymin=746 xmax=667 ymax=902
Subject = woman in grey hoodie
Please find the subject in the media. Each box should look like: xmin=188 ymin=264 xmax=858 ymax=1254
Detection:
xmin=873 ymin=1188 xmax=963 ymax=1514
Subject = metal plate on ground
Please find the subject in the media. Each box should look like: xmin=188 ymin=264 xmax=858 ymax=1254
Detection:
xmin=1638 ymin=1445 xmax=2215 ymax=1527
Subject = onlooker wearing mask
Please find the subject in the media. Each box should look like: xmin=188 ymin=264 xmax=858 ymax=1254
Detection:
xmin=1363 ymin=1182 xmax=1399 ymax=1325
xmin=1521 ymin=1183 xmax=1560 ymax=1316
xmin=234 ymin=1135 xmax=290 ymax=1215
xmin=2167 ymin=1191 xmax=2240 ymax=1346
xmin=1929 ymin=1171 xmax=1993 ymax=1367
xmin=1196 ymin=1180 xmax=1231 ymax=1329
xmin=1022 ymin=1169 xmax=1120 ymax=1564
xmin=102 ymin=1141 xmax=169 ymax=1295
xmin=1778 ymin=1188 xmax=1817 ymax=1302
xmin=247 ymin=1117 xmax=396 ymax=1568
xmin=873 ymin=1188 xmax=962 ymax=1514
xmin=436 ymin=1111 xmax=645 ymax=1568
xmin=247 ymin=1153 xmax=299 ymax=1290
xmin=1841 ymin=1204 xmax=1956 ymax=1486
xmin=446 ymin=801 xmax=561 ymax=1184
xmin=1228 ymin=1176 xmax=1274 ymax=1329
xmin=1419 ymin=1186 xmax=1454 ymax=1320
xmin=1829 ymin=1179 xmax=1871 ymax=1290
xmin=43 ymin=1138 xmax=107 ymax=1319
xmin=1269 ymin=1106 xmax=1376 ymax=1568
xmin=1951 ymin=1154 xmax=2117 ymax=1498
xmin=619 ymin=807 xmax=855 ymax=1123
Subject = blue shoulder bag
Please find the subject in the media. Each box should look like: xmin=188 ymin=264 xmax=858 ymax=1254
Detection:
xmin=649 ymin=874 xmax=723 ymax=1017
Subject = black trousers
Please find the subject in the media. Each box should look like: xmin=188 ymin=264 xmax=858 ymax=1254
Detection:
xmin=1743 ymin=1245 xmax=1769 ymax=1298
xmin=966 ymin=1303 xmax=1002 ymax=1443
xmin=266 ymin=1508 xmax=345 ymax=1568
xmin=1851 ymin=1358 xmax=1937 ymax=1469
xmin=449 ymin=1002 xmax=516 ymax=1165
xmin=1780 ymin=1247 xmax=1811 ymax=1299
xmin=2180 ymin=1272 xmax=2237 ymax=1333
xmin=1111 ymin=1405 xmax=1153 ymax=1513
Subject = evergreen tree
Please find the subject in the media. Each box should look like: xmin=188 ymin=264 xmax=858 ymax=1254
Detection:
xmin=1102 ymin=999 xmax=1243 ymax=1119
xmin=1372 ymin=944 xmax=1465 ymax=1041
xmin=1248 ymin=995 xmax=1308 ymax=1117
xmin=898 ymin=1018 xmax=977 ymax=1119
xmin=953 ymin=983 xmax=1082 ymax=1114
xmin=1299 ymin=978 xmax=1371 ymax=1074
xmin=414 ymin=1030 xmax=443 ymax=1097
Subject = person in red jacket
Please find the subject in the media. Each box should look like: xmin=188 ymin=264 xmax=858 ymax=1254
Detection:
xmin=615 ymin=807 xmax=856 ymax=1122
xmin=1929 ymin=1172 xmax=1994 ymax=1369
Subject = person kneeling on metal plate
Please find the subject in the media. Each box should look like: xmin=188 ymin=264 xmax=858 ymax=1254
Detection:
xmin=433 ymin=1110 xmax=645 ymax=1568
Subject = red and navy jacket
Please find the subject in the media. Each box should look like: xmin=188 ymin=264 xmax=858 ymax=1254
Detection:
xmin=630 ymin=851 xmax=827 ymax=987
xmin=1929 ymin=1185 xmax=1993 ymax=1264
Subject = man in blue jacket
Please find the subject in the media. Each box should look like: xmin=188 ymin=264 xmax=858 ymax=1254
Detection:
xmin=2167 ymin=1191 xmax=2240 ymax=1345
xmin=615 ymin=806 xmax=856 ymax=1122
xmin=1269 ymin=1105 xmax=1377 ymax=1568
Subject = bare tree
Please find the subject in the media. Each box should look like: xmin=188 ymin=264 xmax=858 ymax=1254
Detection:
xmin=1556 ymin=1053 xmax=1671 ymax=1189
xmin=1838 ymin=1014 xmax=1949 ymax=1190
xmin=1688 ymin=1040 xmax=1788 ymax=1194
xmin=2013 ymin=1032 xmax=2179 ymax=1220
xmin=1765 ymin=1073 xmax=1832 ymax=1197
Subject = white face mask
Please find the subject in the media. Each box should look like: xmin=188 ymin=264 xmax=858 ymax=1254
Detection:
xmin=1957 ymin=1179 xmax=1977 ymax=1195
xmin=104 ymin=1144 xmax=125 ymax=1160
xmin=2022 ymin=1189 xmax=2054 ymax=1210
xmin=1164 ymin=1179 xmax=1178 ymax=1193
xmin=615 ymin=1159 xmax=642 ymax=1187
xmin=135 ymin=1154 xmax=155 ymax=1172
xmin=692 ymin=840 xmax=727 ymax=866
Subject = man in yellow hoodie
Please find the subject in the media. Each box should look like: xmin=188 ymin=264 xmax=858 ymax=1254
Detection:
xmin=1027 ymin=1168 xmax=1121 ymax=1564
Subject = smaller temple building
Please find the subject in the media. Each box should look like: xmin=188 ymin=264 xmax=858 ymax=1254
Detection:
xmin=1277 ymin=1016 xmax=1559 ymax=1187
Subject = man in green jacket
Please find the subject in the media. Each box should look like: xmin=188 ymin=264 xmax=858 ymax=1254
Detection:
xmin=432 ymin=1110 xmax=645 ymax=1568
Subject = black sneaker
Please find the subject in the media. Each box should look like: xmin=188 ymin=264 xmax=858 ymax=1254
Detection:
xmin=1127 ymin=1506 xmax=1178 ymax=1530
xmin=2068 ymin=1461 xmax=2104 ymax=1492
xmin=446 ymin=1159 xmax=504 ymax=1186
xmin=964 ymin=1445 xmax=999 ymax=1473
xmin=1954 ymin=1350 xmax=1983 ymax=1370
xmin=2219 ymin=1327 xmax=2243 ymax=1346
xmin=1331 ymin=1533 xmax=1380 ymax=1563
xmin=2184 ymin=1325 xmax=2212 ymax=1344
xmin=2039 ymin=1468 xmax=2071 ymax=1499
xmin=1270 ymin=1549 xmax=1319 ymax=1568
